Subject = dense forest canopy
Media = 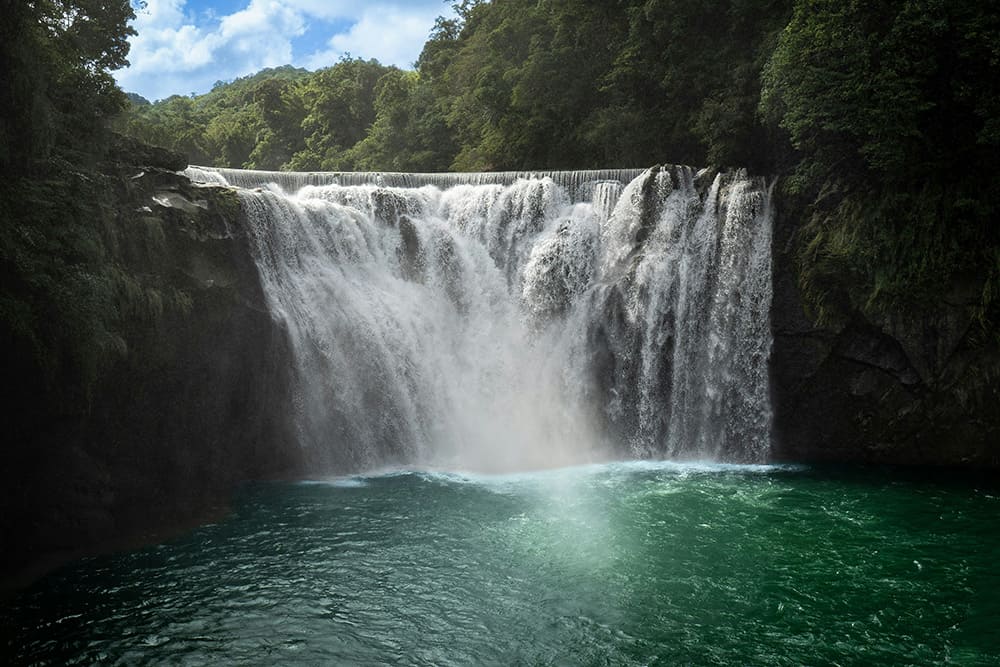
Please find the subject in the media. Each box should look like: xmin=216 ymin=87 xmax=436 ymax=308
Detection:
xmin=1 ymin=0 xmax=998 ymax=408
xmin=1 ymin=0 xmax=135 ymax=170
xmin=118 ymin=0 xmax=793 ymax=173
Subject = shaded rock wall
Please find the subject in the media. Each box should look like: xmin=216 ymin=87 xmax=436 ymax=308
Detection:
xmin=0 ymin=163 xmax=300 ymax=587
xmin=770 ymin=197 xmax=1000 ymax=467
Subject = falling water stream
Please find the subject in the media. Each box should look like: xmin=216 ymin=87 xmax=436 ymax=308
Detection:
xmin=186 ymin=165 xmax=774 ymax=472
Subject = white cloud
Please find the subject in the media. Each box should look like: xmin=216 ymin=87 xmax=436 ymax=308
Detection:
xmin=276 ymin=0 xmax=361 ymax=21
xmin=114 ymin=0 xmax=453 ymax=101
xmin=304 ymin=7 xmax=440 ymax=71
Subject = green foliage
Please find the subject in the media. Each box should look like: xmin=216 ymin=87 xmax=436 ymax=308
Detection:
xmin=0 ymin=170 xmax=194 ymax=410
xmin=0 ymin=0 xmax=200 ymax=412
xmin=118 ymin=65 xmax=312 ymax=169
xmin=587 ymin=0 xmax=792 ymax=171
xmin=763 ymin=0 xmax=1000 ymax=335
xmin=412 ymin=0 xmax=791 ymax=170
xmin=120 ymin=60 xmax=419 ymax=172
xmin=118 ymin=1 xmax=791 ymax=173
xmin=246 ymin=77 xmax=308 ymax=169
xmin=347 ymin=70 xmax=457 ymax=172
xmin=0 ymin=0 xmax=135 ymax=171
xmin=289 ymin=59 xmax=391 ymax=170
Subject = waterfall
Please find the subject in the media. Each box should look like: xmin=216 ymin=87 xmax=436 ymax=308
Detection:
xmin=185 ymin=165 xmax=773 ymax=472
xmin=184 ymin=166 xmax=646 ymax=202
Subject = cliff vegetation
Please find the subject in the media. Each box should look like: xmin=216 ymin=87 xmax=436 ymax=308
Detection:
xmin=0 ymin=1 xmax=298 ymax=584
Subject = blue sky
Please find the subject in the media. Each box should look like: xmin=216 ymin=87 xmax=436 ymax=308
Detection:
xmin=114 ymin=0 xmax=456 ymax=101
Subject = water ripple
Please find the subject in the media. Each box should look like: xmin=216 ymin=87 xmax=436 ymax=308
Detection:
xmin=3 ymin=464 xmax=998 ymax=665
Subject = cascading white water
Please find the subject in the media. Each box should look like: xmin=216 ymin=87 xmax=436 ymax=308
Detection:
xmin=186 ymin=165 xmax=773 ymax=472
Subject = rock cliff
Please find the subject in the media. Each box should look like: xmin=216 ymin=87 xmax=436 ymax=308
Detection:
xmin=0 ymin=154 xmax=300 ymax=589
xmin=769 ymin=196 xmax=1000 ymax=467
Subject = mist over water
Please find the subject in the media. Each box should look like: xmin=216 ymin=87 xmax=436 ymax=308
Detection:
xmin=187 ymin=165 xmax=774 ymax=473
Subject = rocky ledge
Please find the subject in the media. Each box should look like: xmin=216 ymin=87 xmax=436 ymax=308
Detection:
xmin=769 ymin=201 xmax=1000 ymax=468
xmin=0 ymin=149 xmax=300 ymax=591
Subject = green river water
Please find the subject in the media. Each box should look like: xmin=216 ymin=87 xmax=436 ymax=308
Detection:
xmin=3 ymin=462 xmax=999 ymax=665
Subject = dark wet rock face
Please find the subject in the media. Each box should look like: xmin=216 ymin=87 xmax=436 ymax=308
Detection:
xmin=0 ymin=166 xmax=299 ymax=588
xmin=110 ymin=132 xmax=188 ymax=172
xmin=769 ymin=197 xmax=1000 ymax=468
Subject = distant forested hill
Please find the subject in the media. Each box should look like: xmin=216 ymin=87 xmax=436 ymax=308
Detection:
xmin=118 ymin=0 xmax=791 ymax=174
xmin=119 ymin=58 xmax=460 ymax=173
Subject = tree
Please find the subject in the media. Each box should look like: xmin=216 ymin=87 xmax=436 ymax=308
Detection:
xmin=762 ymin=0 xmax=1000 ymax=323
xmin=290 ymin=58 xmax=393 ymax=171
xmin=347 ymin=70 xmax=457 ymax=172
xmin=246 ymin=78 xmax=307 ymax=170
xmin=0 ymin=0 xmax=136 ymax=170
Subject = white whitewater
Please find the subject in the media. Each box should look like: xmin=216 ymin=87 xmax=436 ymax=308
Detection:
xmin=186 ymin=165 xmax=773 ymax=472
